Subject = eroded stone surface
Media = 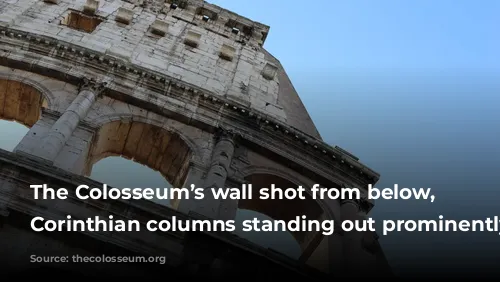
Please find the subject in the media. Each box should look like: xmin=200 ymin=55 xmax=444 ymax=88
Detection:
xmin=84 ymin=120 xmax=192 ymax=188
xmin=0 ymin=0 xmax=390 ymax=278
xmin=84 ymin=0 xmax=100 ymax=15
xmin=0 ymin=0 xmax=321 ymax=137
xmin=115 ymin=7 xmax=135 ymax=24
xmin=0 ymin=79 xmax=45 ymax=127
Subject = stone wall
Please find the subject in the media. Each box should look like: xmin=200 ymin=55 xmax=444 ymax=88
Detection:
xmin=0 ymin=0 xmax=323 ymax=137
xmin=0 ymin=0 xmax=391 ymax=278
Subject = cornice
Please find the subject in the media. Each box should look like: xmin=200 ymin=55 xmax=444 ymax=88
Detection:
xmin=120 ymin=0 xmax=270 ymax=46
xmin=0 ymin=26 xmax=380 ymax=185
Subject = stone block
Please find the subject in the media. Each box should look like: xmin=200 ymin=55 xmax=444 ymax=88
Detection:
xmin=127 ymin=0 xmax=144 ymax=5
xmin=150 ymin=20 xmax=168 ymax=36
xmin=115 ymin=8 xmax=134 ymax=25
xmin=83 ymin=0 xmax=100 ymax=15
xmin=184 ymin=30 xmax=201 ymax=48
xmin=168 ymin=0 xmax=188 ymax=10
xmin=261 ymin=62 xmax=278 ymax=80
xmin=219 ymin=44 xmax=235 ymax=61
xmin=197 ymin=6 xmax=219 ymax=21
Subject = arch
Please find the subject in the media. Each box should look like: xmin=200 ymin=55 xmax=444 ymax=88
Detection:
xmin=0 ymin=72 xmax=56 ymax=111
xmin=83 ymin=119 xmax=193 ymax=189
xmin=89 ymin=114 xmax=203 ymax=163
xmin=238 ymin=165 xmax=338 ymax=221
xmin=0 ymin=78 xmax=48 ymax=128
xmin=239 ymin=166 xmax=316 ymax=190
xmin=238 ymin=171 xmax=333 ymax=258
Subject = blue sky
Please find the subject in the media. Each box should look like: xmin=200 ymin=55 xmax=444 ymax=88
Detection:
xmin=207 ymin=0 xmax=500 ymax=276
xmin=0 ymin=0 xmax=499 ymax=277
xmin=212 ymin=0 xmax=499 ymax=71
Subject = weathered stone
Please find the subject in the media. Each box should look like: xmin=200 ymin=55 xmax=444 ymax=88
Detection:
xmin=150 ymin=19 xmax=168 ymax=36
xmin=262 ymin=62 xmax=278 ymax=80
xmin=115 ymin=7 xmax=134 ymax=25
xmin=184 ymin=30 xmax=201 ymax=48
xmin=0 ymin=79 xmax=44 ymax=127
xmin=0 ymin=0 xmax=391 ymax=278
xmin=194 ymin=128 xmax=236 ymax=220
xmin=219 ymin=44 xmax=235 ymax=61
xmin=31 ymin=79 xmax=105 ymax=162
xmin=83 ymin=0 xmax=100 ymax=15
xmin=61 ymin=10 xmax=103 ymax=33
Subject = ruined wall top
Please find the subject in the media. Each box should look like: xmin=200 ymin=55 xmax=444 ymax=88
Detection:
xmin=0 ymin=0 xmax=380 ymax=186
xmin=0 ymin=0 xmax=322 ymax=140
xmin=123 ymin=0 xmax=270 ymax=45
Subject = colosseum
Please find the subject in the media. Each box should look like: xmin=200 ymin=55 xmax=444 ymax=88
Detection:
xmin=0 ymin=0 xmax=391 ymax=279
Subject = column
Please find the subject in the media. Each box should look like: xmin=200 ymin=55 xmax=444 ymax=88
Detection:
xmin=193 ymin=127 xmax=237 ymax=219
xmin=301 ymin=218 xmax=344 ymax=275
xmin=14 ymin=109 xmax=62 ymax=155
xmin=174 ymin=161 xmax=206 ymax=213
xmin=327 ymin=225 xmax=344 ymax=276
xmin=340 ymin=195 xmax=370 ymax=274
xmin=33 ymin=78 xmax=106 ymax=162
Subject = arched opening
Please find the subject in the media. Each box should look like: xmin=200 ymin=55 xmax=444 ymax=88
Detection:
xmin=235 ymin=174 xmax=325 ymax=259
xmin=0 ymin=79 xmax=47 ymax=152
xmin=85 ymin=120 xmax=192 ymax=207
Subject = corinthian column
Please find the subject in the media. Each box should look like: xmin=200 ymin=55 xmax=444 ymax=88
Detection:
xmin=340 ymin=186 xmax=371 ymax=273
xmin=34 ymin=78 xmax=106 ymax=162
xmin=193 ymin=127 xmax=237 ymax=219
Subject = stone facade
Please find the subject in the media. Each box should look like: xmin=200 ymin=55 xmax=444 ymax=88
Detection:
xmin=0 ymin=0 xmax=391 ymax=278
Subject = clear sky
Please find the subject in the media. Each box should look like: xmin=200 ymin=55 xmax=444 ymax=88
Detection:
xmin=0 ymin=0 xmax=499 ymax=277
xmin=207 ymin=0 xmax=500 ymax=276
